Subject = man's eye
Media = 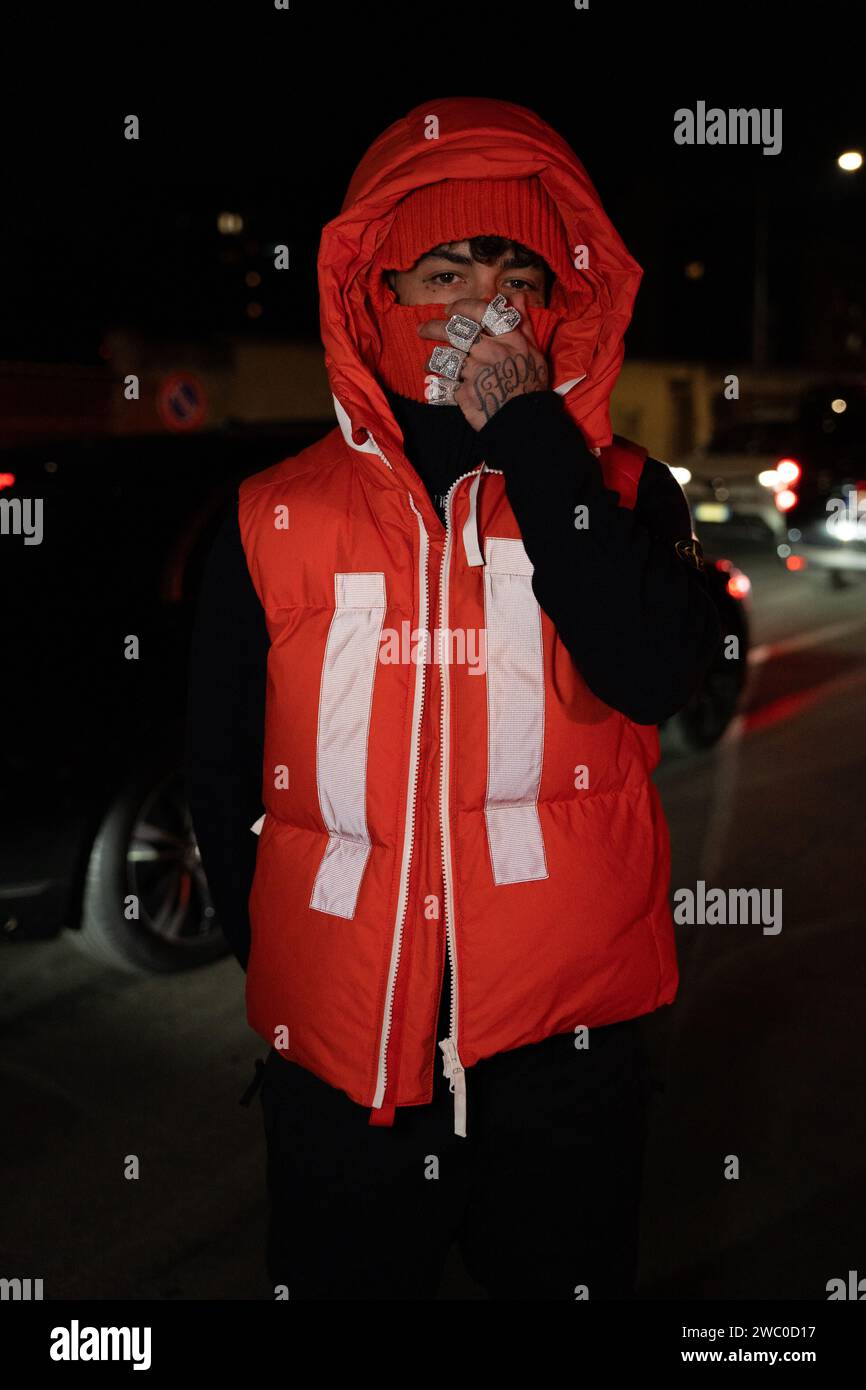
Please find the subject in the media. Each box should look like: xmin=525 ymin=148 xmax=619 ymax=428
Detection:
xmin=504 ymin=278 xmax=537 ymax=291
xmin=429 ymin=272 xmax=459 ymax=285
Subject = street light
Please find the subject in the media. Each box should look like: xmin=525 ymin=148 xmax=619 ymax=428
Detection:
xmin=837 ymin=151 xmax=863 ymax=172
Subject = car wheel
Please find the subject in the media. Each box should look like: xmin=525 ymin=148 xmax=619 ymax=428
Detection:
xmin=660 ymin=648 xmax=748 ymax=756
xmin=72 ymin=764 xmax=227 ymax=974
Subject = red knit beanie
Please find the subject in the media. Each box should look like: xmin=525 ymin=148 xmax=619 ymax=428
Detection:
xmin=368 ymin=176 xmax=573 ymax=401
xmin=375 ymin=175 xmax=572 ymax=280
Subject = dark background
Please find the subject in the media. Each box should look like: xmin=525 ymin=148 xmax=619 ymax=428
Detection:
xmin=2 ymin=1 xmax=865 ymax=1310
xmin=3 ymin=2 xmax=864 ymax=373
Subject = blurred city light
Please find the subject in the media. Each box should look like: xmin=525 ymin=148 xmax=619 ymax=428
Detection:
xmin=776 ymin=459 xmax=802 ymax=486
xmin=726 ymin=570 xmax=752 ymax=598
xmin=217 ymin=212 xmax=244 ymax=234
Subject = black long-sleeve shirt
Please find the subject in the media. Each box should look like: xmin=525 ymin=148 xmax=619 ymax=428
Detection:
xmin=184 ymin=388 xmax=721 ymax=980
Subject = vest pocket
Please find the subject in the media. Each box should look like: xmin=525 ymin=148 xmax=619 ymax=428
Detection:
xmin=482 ymin=537 xmax=548 ymax=885
xmin=310 ymin=572 xmax=386 ymax=918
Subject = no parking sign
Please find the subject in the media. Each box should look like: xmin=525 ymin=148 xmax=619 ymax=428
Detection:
xmin=157 ymin=372 xmax=208 ymax=432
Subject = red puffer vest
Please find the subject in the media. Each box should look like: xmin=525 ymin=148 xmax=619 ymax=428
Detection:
xmin=238 ymin=97 xmax=679 ymax=1136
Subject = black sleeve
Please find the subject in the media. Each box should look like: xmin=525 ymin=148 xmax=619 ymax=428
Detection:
xmin=476 ymin=390 xmax=723 ymax=725
xmin=183 ymin=501 xmax=270 ymax=971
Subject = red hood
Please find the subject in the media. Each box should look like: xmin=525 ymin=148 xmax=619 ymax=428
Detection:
xmin=318 ymin=95 xmax=642 ymax=462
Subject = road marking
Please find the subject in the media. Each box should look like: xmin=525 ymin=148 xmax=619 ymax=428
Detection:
xmin=749 ymin=615 xmax=866 ymax=666
xmin=666 ymin=608 xmax=866 ymax=1012
xmin=742 ymin=666 xmax=866 ymax=734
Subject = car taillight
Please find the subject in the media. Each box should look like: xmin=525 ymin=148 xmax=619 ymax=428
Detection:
xmin=0 ymin=472 xmax=15 ymax=490
xmin=726 ymin=572 xmax=752 ymax=598
xmin=714 ymin=557 xmax=751 ymax=599
xmin=775 ymin=488 xmax=798 ymax=512
xmin=775 ymin=458 xmax=801 ymax=486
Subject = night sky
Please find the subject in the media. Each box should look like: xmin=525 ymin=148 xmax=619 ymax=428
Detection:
xmin=3 ymin=5 xmax=863 ymax=372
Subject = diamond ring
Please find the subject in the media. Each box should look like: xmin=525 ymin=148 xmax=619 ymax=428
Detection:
xmin=445 ymin=313 xmax=482 ymax=352
xmin=427 ymin=345 xmax=466 ymax=381
xmin=481 ymin=294 xmax=522 ymax=335
xmin=425 ymin=375 xmax=458 ymax=405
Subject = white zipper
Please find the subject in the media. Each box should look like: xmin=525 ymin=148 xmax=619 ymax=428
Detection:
xmin=436 ymin=464 xmax=502 ymax=1138
xmin=365 ymin=432 xmax=504 ymax=1137
xmin=369 ymin=435 xmax=430 ymax=1111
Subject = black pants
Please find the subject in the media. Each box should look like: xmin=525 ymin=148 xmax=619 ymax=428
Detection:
xmin=258 ymin=1015 xmax=651 ymax=1300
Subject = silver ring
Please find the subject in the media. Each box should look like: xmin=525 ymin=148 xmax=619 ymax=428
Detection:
xmin=427 ymin=345 xmax=466 ymax=381
xmin=481 ymin=293 xmax=522 ymax=335
xmin=445 ymin=313 xmax=482 ymax=352
xmin=425 ymin=375 xmax=458 ymax=405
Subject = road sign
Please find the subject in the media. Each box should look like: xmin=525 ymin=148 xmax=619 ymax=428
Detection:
xmin=157 ymin=373 xmax=208 ymax=432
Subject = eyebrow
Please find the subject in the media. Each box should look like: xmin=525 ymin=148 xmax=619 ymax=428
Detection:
xmin=417 ymin=246 xmax=540 ymax=272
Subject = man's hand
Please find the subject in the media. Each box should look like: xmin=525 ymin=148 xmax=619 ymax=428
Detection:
xmin=417 ymin=293 xmax=549 ymax=432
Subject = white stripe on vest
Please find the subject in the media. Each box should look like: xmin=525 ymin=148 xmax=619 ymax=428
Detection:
xmin=310 ymin=572 xmax=386 ymax=917
xmin=482 ymin=537 xmax=548 ymax=885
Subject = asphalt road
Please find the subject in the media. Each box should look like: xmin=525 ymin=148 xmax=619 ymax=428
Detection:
xmin=2 ymin=534 xmax=864 ymax=1301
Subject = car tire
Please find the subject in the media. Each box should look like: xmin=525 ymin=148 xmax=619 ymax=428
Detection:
xmin=660 ymin=663 xmax=746 ymax=755
xmin=72 ymin=762 xmax=228 ymax=974
xmin=660 ymin=600 xmax=750 ymax=756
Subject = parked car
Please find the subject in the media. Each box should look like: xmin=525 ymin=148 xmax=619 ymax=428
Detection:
xmin=774 ymin=386 xmax=866 ymax=587
xmin=678 ymin=414 xmax=804 ymax=542
xmin=678 ymin=383 xmax=866 ymax=549
xmin=0 ymin=425 xmax=749 ymax=972
xmin=0 ymin=422 xmax=330 ymax=972
xmin=659 ymin=553 xmax=751 ymax=754
xmin=782 ymin=493 xmax=866 ymax=587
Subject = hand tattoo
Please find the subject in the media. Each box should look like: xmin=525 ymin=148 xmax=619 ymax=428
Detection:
xmin=473 ymin=353 xmax=548 ymax=421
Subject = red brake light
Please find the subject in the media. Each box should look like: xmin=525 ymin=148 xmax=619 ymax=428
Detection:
xmin=716 ymin=558 xmax=751 ymax=598
xmin=775 ymin=458 xmax=801 ymax=486
xmin=726 ymin=572 xmax=752 ymax=598
xmin=775 ymin=488 xmax=798 ymax=512
xmin=0 ymin=472 xmax=15 ymax=490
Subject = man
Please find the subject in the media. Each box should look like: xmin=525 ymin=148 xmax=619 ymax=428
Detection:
xmin=185 ymin=96 xmax=722 ymax=1301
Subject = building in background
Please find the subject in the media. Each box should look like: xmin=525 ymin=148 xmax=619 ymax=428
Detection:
xmin=2 ymin=331 xmax=860 ymax=468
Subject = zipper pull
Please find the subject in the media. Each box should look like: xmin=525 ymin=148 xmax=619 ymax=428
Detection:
xmin=461 ymin=468 xmax=485 ymax=567
xmin=438 ymin=1038 xmax=467 ymax=1138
